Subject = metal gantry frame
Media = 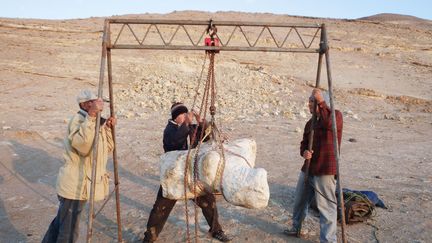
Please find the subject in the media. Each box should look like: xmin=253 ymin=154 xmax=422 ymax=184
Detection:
xmin=87 ymin=18 xmax=347 ymax=243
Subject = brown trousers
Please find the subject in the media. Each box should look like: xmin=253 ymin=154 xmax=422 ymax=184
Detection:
xmin=144 ymin=186 xmax=222 ymax=241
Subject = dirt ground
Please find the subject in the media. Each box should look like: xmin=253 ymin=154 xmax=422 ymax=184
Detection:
xmin=0 ymin=11 xmax=431 ymax=243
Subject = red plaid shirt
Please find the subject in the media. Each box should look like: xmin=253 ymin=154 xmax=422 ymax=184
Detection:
xmin=300 ymin=101 xmax=343 ymax=175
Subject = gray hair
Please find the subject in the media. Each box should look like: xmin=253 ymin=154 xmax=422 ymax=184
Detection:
xmin=322 ymin=91 xmax=331 ymax=106
xmin=310 ymin=90 xmax=331 ymax=106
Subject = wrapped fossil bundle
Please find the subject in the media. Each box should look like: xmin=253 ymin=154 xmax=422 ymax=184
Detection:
xmin=160 ymin=138 xmax=269 ymax=209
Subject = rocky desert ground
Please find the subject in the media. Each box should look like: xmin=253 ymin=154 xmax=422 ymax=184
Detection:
xmin=0 ymin=11 xmax=431 ymax=243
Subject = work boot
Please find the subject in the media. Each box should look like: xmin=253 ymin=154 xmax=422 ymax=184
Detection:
xmin=283 ymin=227 xmax=308 ymax=238
xmin=142 ymin=232 xmax=156 ymax=243
xmin=142 ymin=237 xmax=154 ymax=243
xmin=212 ymin=230 xmax=231 ymax=242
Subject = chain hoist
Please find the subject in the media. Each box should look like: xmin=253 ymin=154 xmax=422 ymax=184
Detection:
xmin=183 ymin=19 xmax=227 ymax=243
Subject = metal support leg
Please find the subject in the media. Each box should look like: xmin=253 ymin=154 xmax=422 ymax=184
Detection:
xmin=297 ymin=24 xmax=325 ymax=237
xmin=322 ymin=24 xmax=348 ymax=243
xmin=107 ymin=46 xmax=123 ymax=242
xmin=86 ymin=19 xmax=109 ymax=243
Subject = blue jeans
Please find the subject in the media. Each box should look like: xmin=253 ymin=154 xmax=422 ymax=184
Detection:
xmin=292 ymin=172 xmax=337 ymax=243
xmin=42 ymin=196 xmax=86 ymax=243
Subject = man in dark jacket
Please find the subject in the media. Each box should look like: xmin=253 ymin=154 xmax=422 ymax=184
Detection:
xmin=143 ymin=103 xmax=230 ymax=242
xmin=285 ymin=89 xmax=343 ymax=243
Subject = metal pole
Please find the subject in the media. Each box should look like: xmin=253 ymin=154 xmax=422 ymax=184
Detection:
xmin=297 ymin=25 xmax=324 ymax=237
xmin=107 ymin=18 xmax=321 ymax=28
xmin=111 ymin=45 xmax=319 ymax=53
xmin=107 ymin=33 xmax=123 ymax=242
xmin=86 ymin=19 xmax=109 ymax=243
xmin=322 ymin=24 xmax=347 ymax=243
xmin=303 ymin=27 xmax=325 ymax=183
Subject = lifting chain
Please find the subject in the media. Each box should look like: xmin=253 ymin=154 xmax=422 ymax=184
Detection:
xmin=183 ymin=39 xmax=227 ymax=242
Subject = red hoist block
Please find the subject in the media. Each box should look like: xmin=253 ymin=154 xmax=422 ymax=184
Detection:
xmin=204 ymin=37 xmax=220 ymax=53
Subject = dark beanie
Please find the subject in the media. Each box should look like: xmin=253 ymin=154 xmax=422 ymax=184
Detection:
xmin=171 ymin=102 xmax=188 ymax=120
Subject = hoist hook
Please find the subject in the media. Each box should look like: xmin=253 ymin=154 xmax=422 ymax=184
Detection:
xmin=205 ymin=19 xmax=220 ymax=53
xmin=206 ymin=19 xmax=217 ymax=38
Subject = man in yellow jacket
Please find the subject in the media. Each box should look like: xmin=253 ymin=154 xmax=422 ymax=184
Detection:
xmin=42 ymin=90 xmax=116 ymax=243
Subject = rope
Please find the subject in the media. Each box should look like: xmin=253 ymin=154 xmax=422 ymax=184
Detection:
xmin=184 ymin=23 xmax=225 ymax=241
xmin=183 ymin=51 xmax=213 ymax=243
xmin=214 ymin=137 xmax=226 ymax=194
xmin=343 ymin=190 xmax=376 ymax=216
xmin=307 ymin=178 xmax=338 ymax=205
xmin=223 ymin=148 xmax=253 ymax=168
xmin=183 ymin=147 xmax=191 ymax=243
xmin=191 ymin=53 xmax=208 ymax=112
xmin=183 ymin=48 xmax=212 ymax=243
xmin=367 ymin=221 xmax=381 ymax=243
xmin=192 ymin=52 xmax=213 ymax=243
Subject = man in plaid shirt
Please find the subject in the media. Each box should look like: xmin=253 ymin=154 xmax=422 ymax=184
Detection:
xmin=285 ymin=88 xmax=343 ymax=243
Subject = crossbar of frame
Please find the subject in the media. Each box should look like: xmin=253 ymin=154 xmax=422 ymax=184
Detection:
xmin=110 ymin=45 xmax=320 ymax=53
xmin=107 ymin=19 xmax=322 ymax=53
xmin=107 ymin=18 xmax=321 ymax=28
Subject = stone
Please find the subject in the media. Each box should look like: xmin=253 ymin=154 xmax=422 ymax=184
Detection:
xmin=299 ymin=110 xmax=308 ymax=118
xmin=384 ymin=113 xmax=399 ymax=120
xmin=124 ymin=111 xmax=135 ymax=118
xmin=159 ymin=138 xmax=269 ymax=209
xmin=34 ymin=106 xmax=47 ymax=111
xmin=345 ymin=110 xmax=354 ymax=115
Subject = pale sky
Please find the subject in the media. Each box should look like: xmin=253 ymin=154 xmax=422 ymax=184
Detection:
xmin=1 ymin=0 xmax=431 ymax=20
